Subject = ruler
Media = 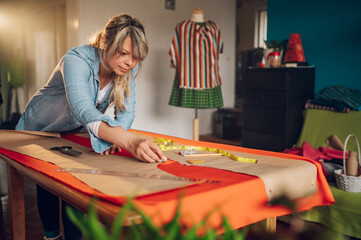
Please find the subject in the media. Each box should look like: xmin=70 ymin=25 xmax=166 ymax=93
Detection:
xmin=56 ymin=168 xmax=221 ymax=184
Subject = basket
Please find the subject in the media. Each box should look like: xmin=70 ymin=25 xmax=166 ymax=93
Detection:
xmin=334 ymin=134 xmax=361 ymax=192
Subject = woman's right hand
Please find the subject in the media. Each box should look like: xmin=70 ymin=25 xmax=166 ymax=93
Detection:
xmin=98 ymin=122 xmax=167 ymax=163
xmin=126 ymin=136 xmax=167 ymax=163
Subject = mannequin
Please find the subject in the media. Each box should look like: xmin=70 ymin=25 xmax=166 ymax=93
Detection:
xmin=191 ymin=6 xmax=205 ymax=23
xmin=169 ymin=6 xmax=224 ymax=140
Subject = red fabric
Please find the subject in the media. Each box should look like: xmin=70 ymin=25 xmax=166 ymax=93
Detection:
xmin=283 ymin=141 xmax=346 ymax=176
xmin=0 ymin=130 xmax=335 ymax=229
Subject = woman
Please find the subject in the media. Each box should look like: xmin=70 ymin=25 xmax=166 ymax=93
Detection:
xmin=16 ymin=14 xmax=166 ymax=240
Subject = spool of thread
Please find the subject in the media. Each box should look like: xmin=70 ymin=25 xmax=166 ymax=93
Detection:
xmin=346 ymin=150 xmax=359 ymax=176
xmin=327 ymin=135 xmax=344 ymax=151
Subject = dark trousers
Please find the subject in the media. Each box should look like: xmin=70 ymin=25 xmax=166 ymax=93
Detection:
xmin=37 ymin=185 xmax=82 ymax=240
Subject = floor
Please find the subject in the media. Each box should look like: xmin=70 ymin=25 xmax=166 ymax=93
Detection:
xmin=0 ymin=177 xmax=44 ymax=240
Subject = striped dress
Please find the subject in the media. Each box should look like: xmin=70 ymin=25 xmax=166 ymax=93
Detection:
xmin=168 ymin=20 xmax=224 ymax=108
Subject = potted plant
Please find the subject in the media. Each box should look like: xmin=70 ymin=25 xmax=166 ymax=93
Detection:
xmin=263 ymin=40 xmax=287 ymax=67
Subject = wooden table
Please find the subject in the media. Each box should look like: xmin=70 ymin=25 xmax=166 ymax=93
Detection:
xmin=2 ymin=153 xmax=280 ymax=240
xmin=0 ymin=130 xmax=335 ymax=240
xmin=2 ymin=153 xmax=141 ymax=240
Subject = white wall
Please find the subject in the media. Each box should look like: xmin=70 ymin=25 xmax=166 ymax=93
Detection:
xmin=77 ymin=0 xmax=236 ymax=139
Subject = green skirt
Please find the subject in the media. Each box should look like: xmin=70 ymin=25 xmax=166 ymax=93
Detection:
xmin=168 ymin=77 xmax=224 ymax=109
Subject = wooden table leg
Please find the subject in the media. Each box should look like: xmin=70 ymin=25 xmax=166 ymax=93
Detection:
xmin=266 ymin=216 xmax=277 ymax=232
xmin=7 ymin=164 xmax=26 ymax=240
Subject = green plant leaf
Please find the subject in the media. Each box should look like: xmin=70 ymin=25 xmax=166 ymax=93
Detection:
xmin=164 ymin=220 xmax=181 ymax=240
xmin=129 ymin=222 xmax=143 ymax=240
xmin=221 ymin=216 xmax=234 ymax=240
xmin=162 ymin=199 xmax=182 ymax=236
xmin=66 ymin=205 xmax=90 ymax=239
xmin=220 ymin=216 xmax=248 ymax=240
xmin=87 ymin=202 xmax=110 ymax=240
xmin=110 ymin=200 xmax=131 ymax=240
xmin=182 ymin=226 xmax=198 ymax=240
xmin=66 ymin=196 xmax=252 ymax=240
xmin=263 ymin=39 xmax=287 ymax=52
xmin=200 ymin=228 xmax=216 ymax=240
xmin=235 ymin=228 xmax=248 ymax=240
xmin=133 ymin=206 xmax=160 ymax=236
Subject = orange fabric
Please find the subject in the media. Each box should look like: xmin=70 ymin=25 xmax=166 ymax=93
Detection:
xmin=129 ymin=129 xmax=335 ymax=227
xmin=0 ymin=129 xmax=335 ymax=229
xmin=138 ymin=160 xmax=271 ymax=228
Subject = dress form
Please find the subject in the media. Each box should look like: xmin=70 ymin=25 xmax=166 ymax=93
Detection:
xmin=191 ymin=6 xmax=205 ymax=23
xmin=191 ymin=6 xmax=203 ymax=140
xmin=169 ymin=6 xmax=224 ymax=141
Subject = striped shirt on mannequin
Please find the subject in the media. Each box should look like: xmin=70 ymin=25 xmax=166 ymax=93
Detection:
xmin=169 ymin=20 xmax=223 ymax=90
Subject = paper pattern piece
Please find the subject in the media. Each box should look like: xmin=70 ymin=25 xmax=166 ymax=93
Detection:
xmin=0 ymin=130 xmax=318 ymax=200
xmin=164 ymin=150 xmax=317 ymax=200
xmin=134 ymin=132 xmax=317 ymax=200
xmin=0 ymin=130 xmax=191 ymax=196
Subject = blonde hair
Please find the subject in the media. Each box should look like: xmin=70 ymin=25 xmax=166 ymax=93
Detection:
xmin=90 ymin=14 xmax=148 ymax=114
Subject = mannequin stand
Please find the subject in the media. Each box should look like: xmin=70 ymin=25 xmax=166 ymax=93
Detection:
xmin=193 ymin=109 xmax=199 ymax=141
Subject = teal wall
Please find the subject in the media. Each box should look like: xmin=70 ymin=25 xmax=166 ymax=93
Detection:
xmin=267 ymin=0 xmax=361 ymax=93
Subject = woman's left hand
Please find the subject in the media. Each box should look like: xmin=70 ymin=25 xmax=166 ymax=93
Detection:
xmin=100 ymin=144 xmax=122 ymax=155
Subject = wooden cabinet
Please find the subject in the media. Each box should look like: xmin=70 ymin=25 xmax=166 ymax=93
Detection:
xmin=242 ymin=67 xmax=315 ymax=151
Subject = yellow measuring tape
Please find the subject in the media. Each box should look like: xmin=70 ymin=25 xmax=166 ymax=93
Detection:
xmin=154 ymin=138 xmax=258 ymax=164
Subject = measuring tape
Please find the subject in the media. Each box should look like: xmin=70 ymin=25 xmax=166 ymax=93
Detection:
xmin=154 ymin=138 xmax=258 ymax=164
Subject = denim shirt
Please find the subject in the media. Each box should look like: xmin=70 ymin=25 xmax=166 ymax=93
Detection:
xmin=16 ymin=45 xmax=137 ymax=153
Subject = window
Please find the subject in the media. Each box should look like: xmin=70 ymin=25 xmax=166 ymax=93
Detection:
xmin=254 ymin=8 xmax=267 ymax=48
